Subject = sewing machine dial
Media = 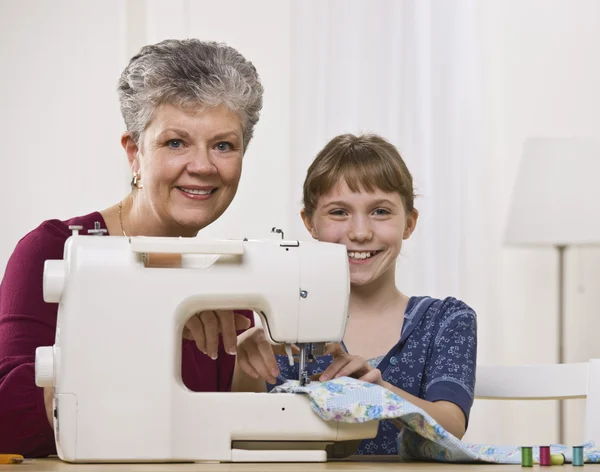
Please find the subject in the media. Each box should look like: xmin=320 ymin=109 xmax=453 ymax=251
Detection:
xmin=43 ymin=260 xmax=67 ymax=303
xmin=35 ymin=346 xmax=55 ymax=387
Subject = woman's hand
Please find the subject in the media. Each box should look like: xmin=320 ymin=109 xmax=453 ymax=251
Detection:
xmin=235 ymin=327 xmax=283 ymax=384
xmin=44 ymin=387 xmax=54 ymax=427
xmin=183 ymin=310 xmax=251 ymax=359
xmin=314 ymin=343 xmax=382 ymax=384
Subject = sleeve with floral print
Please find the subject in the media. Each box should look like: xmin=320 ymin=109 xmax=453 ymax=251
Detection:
xmin=421 ymin=297 xmax=477 ymax=425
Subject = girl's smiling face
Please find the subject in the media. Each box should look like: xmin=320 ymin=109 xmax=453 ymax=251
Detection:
xmin=302 ymin=180 xmax=418 ymax=287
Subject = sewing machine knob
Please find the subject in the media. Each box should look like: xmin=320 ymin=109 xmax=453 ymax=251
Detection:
xmin=43 ymin=260 xmax=66 ymax=303
xmin=35 ymin=346 xmax=55 ymax=387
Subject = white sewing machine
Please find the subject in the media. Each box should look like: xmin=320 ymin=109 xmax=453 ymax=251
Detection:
xmin=34 ymin=226 xmax=378 ymax=463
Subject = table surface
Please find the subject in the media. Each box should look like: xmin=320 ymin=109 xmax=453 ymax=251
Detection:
xmin=3 ymin=458 xmax=598 ymax=471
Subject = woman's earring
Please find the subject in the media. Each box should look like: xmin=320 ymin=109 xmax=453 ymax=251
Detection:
xmin=131 ymin=172 xmax=143 ymax=189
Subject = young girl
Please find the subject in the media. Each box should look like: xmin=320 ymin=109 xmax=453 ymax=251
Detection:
xmin=233 ymin=133 xmax=477 ymax=456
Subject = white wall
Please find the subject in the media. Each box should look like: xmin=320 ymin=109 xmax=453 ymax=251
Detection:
xmin=0 ymin=0 xmax=130 ymax=278
xmin=1 ymin=0 xmax=599 ymax=448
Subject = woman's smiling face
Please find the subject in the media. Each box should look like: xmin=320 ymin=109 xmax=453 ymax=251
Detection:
xmin=126 ymin=103 xmax=244 ymax=235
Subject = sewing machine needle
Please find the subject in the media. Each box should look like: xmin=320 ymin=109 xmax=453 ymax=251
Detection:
xmin=298 ymin=344 xmax=308 ymax=386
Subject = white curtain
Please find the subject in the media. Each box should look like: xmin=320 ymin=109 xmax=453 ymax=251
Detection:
xmin=289 ymin=0 xmax=517 ymax=444
xmin=290 ymin=0 xmax=485 ymax=299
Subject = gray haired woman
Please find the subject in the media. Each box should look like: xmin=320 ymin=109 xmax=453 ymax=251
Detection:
xmin=0 ymin=39 xmax=264 ymax=457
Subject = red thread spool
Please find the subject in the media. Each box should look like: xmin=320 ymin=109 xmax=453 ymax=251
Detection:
xmin=539 ymin=446 xmax=551 ymax=466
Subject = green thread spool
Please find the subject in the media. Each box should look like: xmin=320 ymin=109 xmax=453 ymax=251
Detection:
xmin=573 ymin=445 xmax=584 ymax=467
xmin=521 ymin=446 xmax=533 ymax=467
xmin=550 ymin=453 xmax=565 ymax=465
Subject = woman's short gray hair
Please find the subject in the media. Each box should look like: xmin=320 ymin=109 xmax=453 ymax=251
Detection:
xmin=117 ymin=39 xmax=263 ymax=151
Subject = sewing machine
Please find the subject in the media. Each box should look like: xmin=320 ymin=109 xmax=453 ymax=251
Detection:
xmin=34 ymin=226 xmax=379 ymax=463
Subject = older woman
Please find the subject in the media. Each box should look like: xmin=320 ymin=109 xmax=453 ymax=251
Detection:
xmin=0 ymin=39 xmax=263 ymax=457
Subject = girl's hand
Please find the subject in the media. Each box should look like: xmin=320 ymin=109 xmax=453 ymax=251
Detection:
xmin=315 ymin=343 xmax=383 ymax=385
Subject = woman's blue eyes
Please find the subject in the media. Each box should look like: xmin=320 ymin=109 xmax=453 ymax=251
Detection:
xmin=166 ymin=139 xmax=182 ymax=149
xmin=165 ymin=140 xmax=233 ymax=151
xmin=215 ymin=142 xmax=233 ymax=152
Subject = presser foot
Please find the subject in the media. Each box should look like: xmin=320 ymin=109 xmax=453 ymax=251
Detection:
xmin=299 ymin=369 xmax=309 ymax=387
xmin=297 ymin=342 xmax=327 ymax=386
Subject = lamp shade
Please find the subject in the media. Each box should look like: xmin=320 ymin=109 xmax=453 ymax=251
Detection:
xmin=505 ymin=137 xmax=600 ymax=246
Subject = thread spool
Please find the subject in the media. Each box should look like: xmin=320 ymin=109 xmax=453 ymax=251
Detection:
xmin=573 ymin=445 xmax=584 ymax=467
xmin=539 ymin=446 xmax=551 ymax=466
xmin=521 ymin=446 xmax=533 ymax=467
xmin=550 ymin=453 xmax=565 ymax=465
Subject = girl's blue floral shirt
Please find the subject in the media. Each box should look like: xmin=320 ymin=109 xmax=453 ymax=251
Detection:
xmin=268 ymin=296 xmax=478 ymax=456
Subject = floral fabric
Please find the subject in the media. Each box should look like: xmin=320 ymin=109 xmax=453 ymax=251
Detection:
xmin=272 ymin=376 xmax=600 ymax=464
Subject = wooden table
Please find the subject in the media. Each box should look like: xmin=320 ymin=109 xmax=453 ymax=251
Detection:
xmin=3 ymin=458 xmax=597 ymax=471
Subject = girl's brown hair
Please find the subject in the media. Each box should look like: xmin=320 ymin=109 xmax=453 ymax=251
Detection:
xmin=302 ymin=134 xmax=415 ymax=217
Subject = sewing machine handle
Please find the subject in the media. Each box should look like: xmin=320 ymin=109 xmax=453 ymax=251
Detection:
xmin=129 ymin=237 xmax=244 ymax=255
